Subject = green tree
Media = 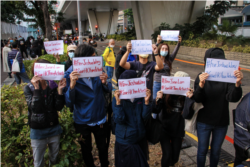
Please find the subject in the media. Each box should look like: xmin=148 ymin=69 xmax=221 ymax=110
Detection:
xmin=1 ymin=1 xmax=25 ymax=24
xmin=124 ymin=8 xmax=134 ymax=24
xmin=218 ymin=20 xmax=238 ymax=36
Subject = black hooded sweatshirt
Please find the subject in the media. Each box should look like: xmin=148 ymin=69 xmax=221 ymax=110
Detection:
xmin=193 ymin=48 xmax=242 ymax=126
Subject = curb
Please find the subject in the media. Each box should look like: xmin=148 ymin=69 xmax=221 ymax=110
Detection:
xmin=1 ymin=77 xmax=15 ymax=88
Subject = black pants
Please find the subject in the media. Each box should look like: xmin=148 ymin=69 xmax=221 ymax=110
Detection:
xmin=234 ymin=144 xmax=248 ymax=167
xmin=20 ymin=48 xmax=28 ymax=58
xmin=160 ymin=132 xmax=183 ymax=167
xmin=74 ymin=122 xmax=109 ymax=167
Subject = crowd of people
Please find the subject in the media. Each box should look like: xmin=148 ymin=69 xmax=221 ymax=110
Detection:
xmin=1 ymin=33 xmax=249 ymax=167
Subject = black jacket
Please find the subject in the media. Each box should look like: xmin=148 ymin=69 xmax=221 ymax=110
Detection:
xmin=30 ymin=47 xmax=41 ymax=57
xmin=115 ymin=53 xmax=126 ymax=80
xmin=24 ymin=81 xmax=65 ymax=129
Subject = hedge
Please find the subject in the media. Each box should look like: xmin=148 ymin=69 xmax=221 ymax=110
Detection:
xmin=1 ymin=54 xmax=86 ymax=166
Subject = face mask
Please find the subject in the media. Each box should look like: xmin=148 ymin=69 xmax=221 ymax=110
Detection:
xmin=10 ymin=40 xmax=13 ymax=43
xmin=110 ymin=45 xmax=114 ymax=48
xmin=30 ymin=40 xmax=33 ymax=43
xmin=68 ymin=52 xmax=74 ymax=58
xmin=75 ymin=40 xmax=78 ymax=42
xmin=8 ymin=44 xmax=11 ymax=47
xmin=160 ymin=51 xmax=168 ymax=57
xmin=90 ymin=41 xmax=93 ymax=43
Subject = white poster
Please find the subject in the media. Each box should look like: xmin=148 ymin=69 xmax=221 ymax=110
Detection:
xmin=44 ymin=40 xmax=64 ymax=55
xmin=73 ymin=57 xmax=103 ymax=78
xmin=205 ymin=58 xmax=239 ymax=83
xmin=118 ymin=77 xmax=147 ymax=99
xmin=131 ymin=40 xmax=152 ymax=55
xmin=161 ymin=76 xmax=190 ymax=96
xmin=64 ymin=30 xmax=72 ymax=34
xmin=160 ymin=30 xmax=180 ymax=41
xmin=34 ymin=63 xmax=65 ymax=80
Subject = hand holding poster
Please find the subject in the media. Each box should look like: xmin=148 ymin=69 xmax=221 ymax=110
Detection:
xmin=161 ymin=76 xmax=190 ymax=96
xmin=34 ymin=63 xmax=65 ymax=80
xmin=131 ymin=40 xmax=152 ymax=55
xmin=44 ymin=40 xmax=64 ymax=55
xmin=205 ymin=58 xmax=239 ymax=83
xmin=160 ymin=30 xmax=180 ymax=41
xmin=118 ymin=77 xmax=147 ymax=99
xmin=73 ymin=57 xmax=103 ymax=78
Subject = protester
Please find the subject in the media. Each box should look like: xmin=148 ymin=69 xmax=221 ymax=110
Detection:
xmin=153 ymin=71 xmax=194 ymax=167
xmin=24 ymin=59 xmax=66 ymax=167
xmin=26 ymin=36 xmax=34 ymax=56
xmin=43 ymin=38 xmax=48 ymax=55
xmin=88 ymin=35 xmax=97 ymax=48
xmin=83 ymin=38 xmax=87 ymax=44
xmin=103 ymin=39 xmax=116 ymax=82
xmin=152 ymin=35 xmax=181 ymax=99
xmin=30 ymin=40 xmax=42 ymax=58
xmin=8 ymin=42 xmax=30 ymax=84
xmin=54 ymin=44 xmax=77 ymax=71
xmin=112 ymin=70 xmax=152 ymax=167
xmin=119 ymin=42 xmax=164 ymax=93
xmin=115 ymin=46 xmax=127 ymax=80
xmin=37 ymin=36 xmax=43 ymax=55
xmin=193 ymin=48 xmax=243 ymax=167
xmin=18 ymin=37 xmax=29 ymax=59
xmin=2 ymin=40 xmax=12 ymax=78
xmin=64 ymin=44 xmax=112 ymax=167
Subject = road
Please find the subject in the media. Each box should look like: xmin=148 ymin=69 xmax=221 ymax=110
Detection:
xmin=95 ymin=41 xmax=250 ymax=157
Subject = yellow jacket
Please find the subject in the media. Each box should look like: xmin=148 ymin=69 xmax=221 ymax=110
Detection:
xmin=103 ymin=47 xmax=115 ymax=67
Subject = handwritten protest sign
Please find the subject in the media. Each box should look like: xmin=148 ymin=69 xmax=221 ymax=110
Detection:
xmin=118 ymin=77 xmax=147 ymax=99
xmin=73 ymin=57 xmax=103 ymax=78
xmin=161 ymin=76 xmax=190 ymax=96
xmin=205 ymin=58 xmax=239 ymax=83
xmin=131 ymin=40 xmax=152 ymax=55
xmin=44 ymin=40 xmax=64 ymax=55
xmin=34 ymin=63 xmax=64 ymax=80
xmin=160 ymin=30 xmax=180 ymax=41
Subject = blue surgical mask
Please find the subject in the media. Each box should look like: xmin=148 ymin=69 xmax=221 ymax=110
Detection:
xmin=10 ymin=40 xmax=13 ymax=43
xmin=160 ymin=51 xmax=168 ymax=57
xmin=68 ymin=52 xmax=74 ymax=58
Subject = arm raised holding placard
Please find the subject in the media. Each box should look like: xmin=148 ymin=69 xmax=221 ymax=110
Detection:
xmin=119 ymin=42 xmax=132 ymax=70
xmin=153 ymin=44 xmax=164 ymax=71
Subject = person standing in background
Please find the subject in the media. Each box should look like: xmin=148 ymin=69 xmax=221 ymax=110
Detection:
xmin=2 ymin=40 xmax=12 ymax=78
xmin=103 ymin=39 xmax=116 ymax=83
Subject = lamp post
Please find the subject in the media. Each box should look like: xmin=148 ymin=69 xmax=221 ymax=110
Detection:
xmin=77 ymin=0 xmax=83 ymax=45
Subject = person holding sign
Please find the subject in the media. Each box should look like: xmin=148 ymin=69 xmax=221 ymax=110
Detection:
xmin=112 ymin=70 xmax=152 ymax=167
xmin=120 ymin=42 xmax=164 ymax=94
xmin=24 ymin=59 xmax=66 ymax=167
xmin=193 ymin=48 xmax=243 ymax=167
xmin=64 ymin=44 xmax=111 ymax=167
xmin=54 ymin=44 xmax=77 ymax=71
xmin=152 ymin=35 xmax=182 ymax=118
xmin=153 ymin=71 xmax=194 ymax=167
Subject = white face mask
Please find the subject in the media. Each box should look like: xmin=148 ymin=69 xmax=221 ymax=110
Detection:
xmin=90 ymin=41 xmax=93 ymax=43
xmin=110 ymin=45 xmax=114 ymax=48
xmin=139 ymin=54 xmax=149 ymax=58
xmin=30 ymin=39 xmax=33 ymax=43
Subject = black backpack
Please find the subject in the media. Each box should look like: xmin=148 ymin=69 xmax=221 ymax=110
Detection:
xmin=30 ymin=49 xmax=37 ymax=58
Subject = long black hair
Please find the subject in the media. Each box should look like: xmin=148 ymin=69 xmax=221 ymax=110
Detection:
xmin=75 ymin=44 xmax=95 ymax=57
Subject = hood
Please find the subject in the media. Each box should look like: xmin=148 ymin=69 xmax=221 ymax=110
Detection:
xmin=204 ymin=48 xmax=226 ymax=66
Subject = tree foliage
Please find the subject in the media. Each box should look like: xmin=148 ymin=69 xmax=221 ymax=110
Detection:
xmin=1 ymin=1 xmax=25 ymax=24
xmin=124 ymin=8 xmax=134 ymax=24
xmin=218 ymin=20 xmax=238 ymax=36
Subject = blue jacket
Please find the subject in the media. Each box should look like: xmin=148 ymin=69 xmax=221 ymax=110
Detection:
xmin=64 ymin=66 xmax=112 ymax=124
xmin=234 ymin=92 xmax=250 ymax=150
xmin=112 ymin=97 xmax=152 ymax=144
xmin=8 ymin=49 xmax=25 ymax=73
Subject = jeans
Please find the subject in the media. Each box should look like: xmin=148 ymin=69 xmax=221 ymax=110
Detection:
xmin=105 ymin=66 xmax=114 ymax=83
xmin=31 ymin=135 xmax=60 ymax=167
xmin=197 ymin=122 xmax=228 ymax=167
xmin=160 ymin=131 xmax=183 ymax=167
xmin=14 ymin=72 xmax=30 ymax=85
xmin=74 ymin=122 xmax=109 ymax=167
xmin=152 ymin=81 xmax=161 ymax=119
